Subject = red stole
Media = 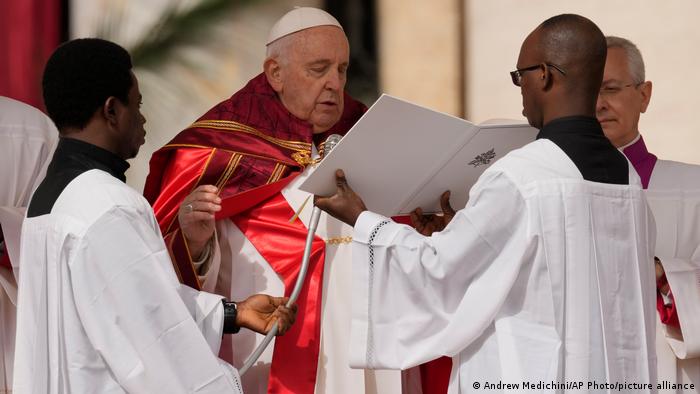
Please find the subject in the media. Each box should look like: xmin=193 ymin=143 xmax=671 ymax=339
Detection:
xmin=144 ymin=73 xmax=367 ymax=394
xmin=233 ymin=193 xmax=325 ymax=393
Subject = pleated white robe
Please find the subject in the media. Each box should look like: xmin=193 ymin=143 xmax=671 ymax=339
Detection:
xmin=646 ymin=159 xmax=700 ymax=392
xmin=0 ymin=96 xmax=58 ymax=392
xmin=13 ymin=170 xmax=242 ymax=394
xmin=349 ymin=139 xmax=657 ymax=393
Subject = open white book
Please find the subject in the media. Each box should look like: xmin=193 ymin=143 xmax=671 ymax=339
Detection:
xmin=300 ymin=94 xmax=538 ymax=216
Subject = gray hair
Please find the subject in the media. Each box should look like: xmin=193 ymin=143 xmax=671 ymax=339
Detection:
xmin=265 ymin=32 xmax=298 ymax=65
xmin=605 ymin=36 xmax=646 ymax=84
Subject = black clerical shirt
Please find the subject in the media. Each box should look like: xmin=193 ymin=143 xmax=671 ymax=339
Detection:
xmin=28 ymin=138 xmax=130 ymax=218
xmin=536 ymin=116 xmax=629 ymax=185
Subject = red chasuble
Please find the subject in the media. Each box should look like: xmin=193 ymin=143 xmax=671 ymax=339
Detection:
xmin=144 ymin=73 xmax=366 ymax=394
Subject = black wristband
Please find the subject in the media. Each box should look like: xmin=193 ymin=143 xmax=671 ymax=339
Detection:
xmin=222 ymin=300 xmax=241 ymax=334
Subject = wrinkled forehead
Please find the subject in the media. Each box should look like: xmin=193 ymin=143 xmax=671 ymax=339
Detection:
xmin=288 ymin=26 xmax=349 ymax=62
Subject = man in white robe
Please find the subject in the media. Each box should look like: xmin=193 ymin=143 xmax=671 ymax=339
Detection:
xmin=14 ymin=38 xmax=296 ymax=394
xmin=316 ymin=14 xmax=658 ymax=393
xmin=597 ymin=35 xmax=700 ymax=393
xmin=144 ymin=7 xmax=400 ymax=394
xmin=0 ymin=96 xmax=58 ymax=393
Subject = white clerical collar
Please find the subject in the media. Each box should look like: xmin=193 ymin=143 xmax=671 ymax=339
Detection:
xmin=617 ymin=133 xmax=641 ymax=151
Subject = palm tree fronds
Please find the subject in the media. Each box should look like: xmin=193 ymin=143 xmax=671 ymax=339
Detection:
xmin=129 ymin=0 xmax=257 ymax=69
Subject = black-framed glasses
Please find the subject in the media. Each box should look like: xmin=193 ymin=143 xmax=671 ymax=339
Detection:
xmin=510 ymin=63 xmax=567 ymax=86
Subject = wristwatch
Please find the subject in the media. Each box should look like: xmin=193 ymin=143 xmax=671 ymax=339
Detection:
xmin=222 ymin=300 xmax=241 ymax=334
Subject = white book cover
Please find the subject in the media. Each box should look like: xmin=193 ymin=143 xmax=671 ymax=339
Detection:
xmin=300 ymin=94 xmax=538 ymax=216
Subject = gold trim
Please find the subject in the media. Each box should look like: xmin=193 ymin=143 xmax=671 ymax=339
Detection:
xmin=165 ymin=148 xmax=217 ymax=235
xmin=162 ymin=144 xmax=297 ymax=167
xmin=291 ymin=151 xmax=320 ymax=167
xmin=326 ymin=236 xmax=353 ymax=245
xmin=180 ymin=230 xmax=203 ymax=289
xmin=214 ymin=154 xmax=236 ymax=190
xmin=215 ymin=153 xmax=243 ymax=191
xmin=271 ymin=163 xmax=286 ymax=183
xmin=289 ymin=195 xmax=311 ymax=223
xmin=266 ymin=162 xmax=287 ymax=184
xmin=266 ymin=163 xmax=282 ymax=184
xmin=190 ymin=120 xmax=311 ymax=152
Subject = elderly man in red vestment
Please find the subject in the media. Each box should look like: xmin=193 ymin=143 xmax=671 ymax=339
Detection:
xmin=144 ymin=7 xmax=401 ymax=394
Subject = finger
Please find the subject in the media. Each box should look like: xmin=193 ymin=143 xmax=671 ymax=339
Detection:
xmin=335 ymin=169 xmax=348 ymax=190
xmin=274 ymin=306 xmax=292 ymax=325
xmin=193 ymin=184 xmax=219 ymax=194
xmin=180 ymin=211 xmax=215 ymax=225
xmin=187 ymin=200 xmax=222 ymax=214
xmin=440 ymin=190 xmax=456 ymax=216
xmin=187 ymin=190 xmax=222 ymax=205
xmin=277 ymin=305 xmax=295 ymax=321
xmin=277 ymin=322 xmax=287 ymax=336
xmin=275 ymin=306 xmax=296 ymax=335
xmin=409 ymin=210 xmax=420 ymax=227
xmin=277 ymin=317 xmax=291 ymax=336
xmin=282 ymin=303 xmax=298 ymax=323
xmin=269 ymin=296 xmax=288 ymax=307
xmin=271 ymin=311 xmax=288 ymax=336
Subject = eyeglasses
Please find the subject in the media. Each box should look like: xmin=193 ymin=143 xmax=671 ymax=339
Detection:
xmin=599 ymin=82 xmax=642 ymax=97
xmin=510 ymin=63 xmax=567 ymax=86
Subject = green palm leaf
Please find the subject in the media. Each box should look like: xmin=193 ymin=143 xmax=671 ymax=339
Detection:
xmin=128 ymin=0 xmax=258 ymax=69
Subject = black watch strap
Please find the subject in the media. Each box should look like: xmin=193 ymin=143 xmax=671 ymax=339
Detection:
xmin=222 ymin=300 xmax=241 ymax=334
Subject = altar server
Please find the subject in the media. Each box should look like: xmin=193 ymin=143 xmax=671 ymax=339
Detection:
xmin=316 ymin=14 xmax=657 ymax=393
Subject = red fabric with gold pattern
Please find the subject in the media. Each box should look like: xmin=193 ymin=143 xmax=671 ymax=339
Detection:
xmin=144 ymin=72 xmax=366 ymax=394
xmin=144 ymin=72 xmax=365 ymax=283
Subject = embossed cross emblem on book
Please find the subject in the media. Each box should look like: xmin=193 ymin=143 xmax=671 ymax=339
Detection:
xmin=469 ymin=148 xmax=496 ymax=167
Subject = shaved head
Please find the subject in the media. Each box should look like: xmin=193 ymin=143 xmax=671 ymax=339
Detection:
xmin=538 ymin=14 xmax=607 ymax=99
xmin=517 ymin=14 xmax=607 ymax=128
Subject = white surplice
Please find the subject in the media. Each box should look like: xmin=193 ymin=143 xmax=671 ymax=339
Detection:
xmin=0 ymin=96 xmax=58 ymax=392
xmin=0 ymin=96 xmax=58 ymax=208
xmin=13 ymin=170 xmax=242 ymax=394
xmin=645 ymin=159 xmax=700 ymax=392
xmin=349 ymin=139 xmax=657 ymax=393
xmin=202 ymin=143 xmax=401 ymax=394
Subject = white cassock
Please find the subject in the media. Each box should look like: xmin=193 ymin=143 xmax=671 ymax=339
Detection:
xmin=201 ymin=143 xmax=401 ymax=394
xmin=348 ymin=139 xmax=657 ymax=393
xmin=646 ymin=159 xmax=700 ymax=392
xmin=13 ymin=170 xmax=243 ymax=394
xmin=0 ymin=96 xmax=58 ymax=392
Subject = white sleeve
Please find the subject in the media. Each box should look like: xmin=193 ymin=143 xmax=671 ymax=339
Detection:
xmin=349 ymin=171 xmax=535 ymax=370
xmin=70 ymin=207 xmax=242 ymax=393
